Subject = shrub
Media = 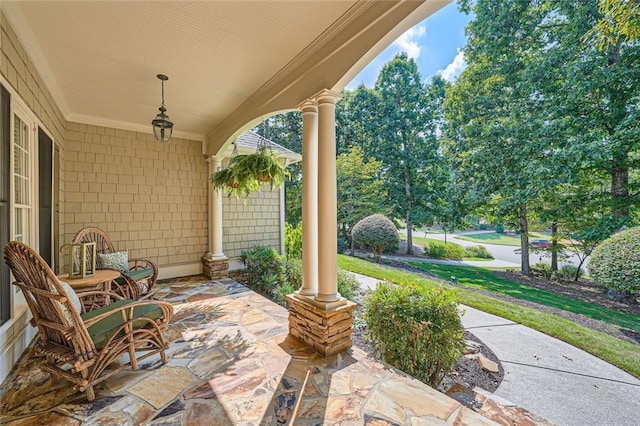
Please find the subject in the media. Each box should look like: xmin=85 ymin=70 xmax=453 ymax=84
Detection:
xmin=273 ymin=280 xmax=296 ymax=305
xmin=363 ymin=282 xmax=464 ymax=387
xmin=337 ymin=237 xmax=349 ymax=254
xmin=337 ymin=269 xmax=360 ymax=301
xmin=285 ymin=257 xmax=302 ymax=290
xmin=352 ymin=214 xmax=399 ymax=262
xmin=531 ymin=262 xmax=553 ymax=279
xmin=240 ymin=246 xmax=285 ymax=294
xmin=285 ymin=222 xmax=303 ymax=259
xmin=556 ymin=265 xmax=584 ymax=281
xmin=589 ymin=227 xmax=640 ymax=296
xmin=426 ymin=241 xmax=466 ymax=260
xmin=464 ymin=245 xmax=494 ymax=259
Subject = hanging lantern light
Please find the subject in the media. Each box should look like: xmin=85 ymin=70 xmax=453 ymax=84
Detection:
xmin=151 ymin=74 xmax=173 ymax=143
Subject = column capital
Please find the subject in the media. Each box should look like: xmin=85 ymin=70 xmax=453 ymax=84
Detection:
xmin=298 ymin=99 xmax=318 ymax=113
xmin=313 ymin=89 xmax=342 ymax=105
xmin=206 ymin=155 xmax=224 ymax=164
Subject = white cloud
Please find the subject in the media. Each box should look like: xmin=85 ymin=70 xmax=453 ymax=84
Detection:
xmin=439 ymin=48 xmax=467 ymax=82
xmin=393 ymin=25 xmax=426 ymax=59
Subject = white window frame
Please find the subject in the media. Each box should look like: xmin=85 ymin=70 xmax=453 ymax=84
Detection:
xmin=12 ymin=109 xmax=34 ymax=246
xmin=0 ymin=83 xmax=49 ymax=334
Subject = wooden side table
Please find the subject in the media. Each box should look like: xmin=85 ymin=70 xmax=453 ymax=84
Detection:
xmin=58 ymin=269 xmax=121 ymax=309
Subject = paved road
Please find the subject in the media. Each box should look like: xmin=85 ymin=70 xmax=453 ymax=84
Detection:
xmin=353 ymin=272 xmax=640 ymax=426
xmin=400 ymin=229 xmax=588 ymax=270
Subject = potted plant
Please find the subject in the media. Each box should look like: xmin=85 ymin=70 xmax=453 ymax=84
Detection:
xmin=210 ymin=146 xmax=289 ymax=198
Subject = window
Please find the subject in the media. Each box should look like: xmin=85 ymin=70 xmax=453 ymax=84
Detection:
xmin=0 ymin=83 xmax=40 ymax=327
xmin=13 ymin=114 xmax=31 ymax=244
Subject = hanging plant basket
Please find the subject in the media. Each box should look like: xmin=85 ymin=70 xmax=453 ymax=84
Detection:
xmin=210 ymin=146 xmax=289 ymax=199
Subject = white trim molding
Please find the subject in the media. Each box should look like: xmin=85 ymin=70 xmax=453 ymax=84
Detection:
xmin=157 ymin=263 xmax=203 ymax=280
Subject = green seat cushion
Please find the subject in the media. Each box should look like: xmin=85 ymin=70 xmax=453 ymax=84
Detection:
xmin=81 ymin=299 xmax=164 ymax=348
xmin=115 ymin=268 xmax=154 ymax=286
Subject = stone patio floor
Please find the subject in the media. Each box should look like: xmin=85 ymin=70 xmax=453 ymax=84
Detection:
xmin=0 ymin=276 xmax=508 ymax=425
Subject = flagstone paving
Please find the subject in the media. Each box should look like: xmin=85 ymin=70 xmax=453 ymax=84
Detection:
xmin=1 ymin=276 xmax=504 ymax=425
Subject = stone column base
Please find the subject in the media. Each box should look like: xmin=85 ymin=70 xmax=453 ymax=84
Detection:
xmin=286 ymin=294 xmax=357 ymax=357
xmin=202 ymin=256 xmax=229 ymax=280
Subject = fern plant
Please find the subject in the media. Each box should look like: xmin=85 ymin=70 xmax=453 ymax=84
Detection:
xmin=210 ymin=146 xmax=289 ymax=198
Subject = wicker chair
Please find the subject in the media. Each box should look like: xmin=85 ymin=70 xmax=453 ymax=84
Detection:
xmin=4 ymin=241 xmax=173 ymax=401
xmin=72 ymin=227 xmax=158 ymax=300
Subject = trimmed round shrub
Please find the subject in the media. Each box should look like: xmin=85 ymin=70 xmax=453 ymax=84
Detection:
xmin=352 ymin=214 xmax=399 ymax=262
xmin=589 ymin=227 xmax=640 ymax=296
xmin=363 ymin=282 xmax=464 ymax=387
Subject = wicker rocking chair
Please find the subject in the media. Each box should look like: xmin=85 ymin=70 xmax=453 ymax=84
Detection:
xmin=72 ymin=227 xmax=158 ymax=300
xmin=4 ymin=241 xmax=173 ymax=401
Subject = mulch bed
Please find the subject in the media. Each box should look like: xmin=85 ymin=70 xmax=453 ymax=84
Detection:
xmin=494 ymin=270 xmax=640 ymax=317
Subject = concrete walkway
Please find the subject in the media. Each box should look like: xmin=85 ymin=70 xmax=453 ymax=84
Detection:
xmin=352 ymin=273 xmax=640 ymax=426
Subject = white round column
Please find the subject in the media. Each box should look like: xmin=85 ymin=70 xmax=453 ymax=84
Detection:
xmin=299 ymin=101 xmax=319 ymax=296
xmin=207 ymin=156 xmax=225 ymax=259
xmin=315 ymin=90 xmax=342 ymax=304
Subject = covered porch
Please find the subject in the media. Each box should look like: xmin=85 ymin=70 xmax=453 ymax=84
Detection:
xmin=0 ymin=2 xmax=499 ymax=423
xmin=0 ymin=276 xmax=497 ymax=425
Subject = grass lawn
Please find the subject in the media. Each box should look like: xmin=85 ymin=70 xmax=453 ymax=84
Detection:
xmin=337 ymin=254 xmax=640 ymax=379
xmin=409 ymin=262 xmax=640 ymax=333
xmin=454 ymin=231 xmax=551 ymax=246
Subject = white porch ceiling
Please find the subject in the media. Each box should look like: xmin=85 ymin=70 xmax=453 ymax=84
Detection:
xmin=3 ymin=1 xmax=449 ymax=151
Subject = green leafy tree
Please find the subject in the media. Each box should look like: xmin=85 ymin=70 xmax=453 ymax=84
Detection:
xmin=337 ymin=85 xmax=382 ymax=156
xmin=591 ymin=0 xmax=640 ymax=48
xmin=445 ymin=1 xmax=558 ymax=273
xmin=337 ymin=146 xmax=388 ymax=251
xmin=375 ymin=55 xmax=448 ymax=254
xmin=449 ymin=0 xmax=640 ymax=273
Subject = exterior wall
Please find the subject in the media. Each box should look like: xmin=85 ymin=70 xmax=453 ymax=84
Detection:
xmin=223 ymin=189 xmax=282 ymax=266
xmin=0 ymin=12 xmax=66 ymax=144
xmin=0 ymin=10 xmax=67 ymax=385
xmin=62 ymin=123 xmax=208 ymax=275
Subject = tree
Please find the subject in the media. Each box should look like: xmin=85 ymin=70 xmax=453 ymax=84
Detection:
xmin=591 ymin=0 xmax=640 ymax=48
xmin=375 ymin=55 xmax=448 ymax=254
xmin=448 ymin=0 xmax=640 ymax=273
xmin=445 ymin=1 xmax=561 ymax=274
xmin=336 ymin=85 xmax=382 ymax=156
xmin=336 ymin=146 xmax=388 ymax=252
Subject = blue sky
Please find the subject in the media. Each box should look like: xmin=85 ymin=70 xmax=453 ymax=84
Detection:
xmin=346 ymin=2 xmax=473 ymax=89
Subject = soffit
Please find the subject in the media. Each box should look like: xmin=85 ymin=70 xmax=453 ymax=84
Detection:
xmin=3 ymin=1 xmax=357 ymax=139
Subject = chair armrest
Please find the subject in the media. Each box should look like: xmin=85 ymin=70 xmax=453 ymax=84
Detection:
xmin=128 ymin=258 xmax=158 ymax=276
xmin=82 ymin=300 xmax=173 ymax=328
xmin=126 ymin=258 xmax=159 ymax=299
xmin=77 ymin=290 xmax=125 ymax=302
xmin=77 ymin=290 xmax=125 ymax=313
